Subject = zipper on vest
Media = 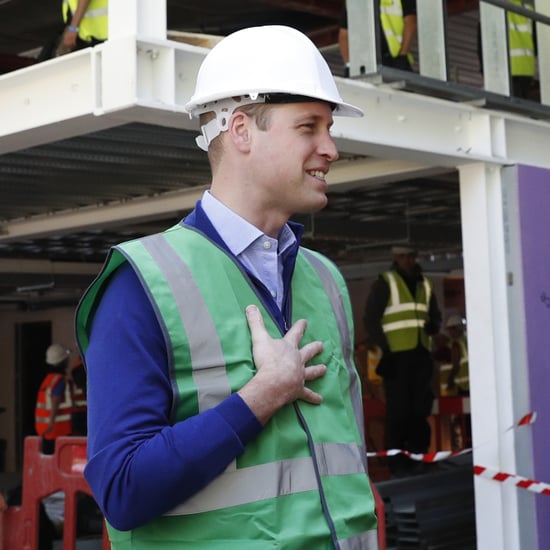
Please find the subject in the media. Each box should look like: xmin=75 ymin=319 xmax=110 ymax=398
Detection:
xmin=293 ymin=402 xmax=341 ymax=549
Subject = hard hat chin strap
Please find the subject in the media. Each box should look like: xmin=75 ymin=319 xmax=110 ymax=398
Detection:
xmin=195 ymin=94 xmax=266 ymax=151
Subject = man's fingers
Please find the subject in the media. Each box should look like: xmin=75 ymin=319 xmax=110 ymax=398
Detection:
xmin=283 ymin=317 xmax=307 ymax=345
xmin=245 ymin=305 xmax=267 ymax=340
xmin=299 ymin=387 xmax=324 ymax=405
xmin=304 ymin=364 xmax=327 ymax=381
xmin=299 ymin=340 xmax=324 ymax=363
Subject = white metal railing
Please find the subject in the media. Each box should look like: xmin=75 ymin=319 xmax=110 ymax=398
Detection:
xmin=345 ymin=0 xmax=549 ymax=111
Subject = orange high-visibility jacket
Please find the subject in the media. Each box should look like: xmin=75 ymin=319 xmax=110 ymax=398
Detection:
xmin=35 ymin=373 xmax=73 ymax=439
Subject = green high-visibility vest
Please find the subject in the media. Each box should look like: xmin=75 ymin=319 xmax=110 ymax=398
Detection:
xmin=381 ymin=270 xmax=432 ymax=352
xmin=380 ymin=0 xmax=414 ymax=64
xmin=76 ymin=224 xmax=378 ymax=549
xmin=62 ymin=0 xmax=108 ymax=42
xmin=508 ymin=0 xmax=535 ymax=77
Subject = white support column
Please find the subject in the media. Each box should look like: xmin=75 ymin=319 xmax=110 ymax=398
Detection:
xmin=108 ymin=0 xmax=166 ymax=41
xmin=535 ymin=0 xmax=550 ymax=106
xmin=458 ymin=162 xmax=520 ymax=550
xmin=500 ymin=165 xmax=537 ymax=550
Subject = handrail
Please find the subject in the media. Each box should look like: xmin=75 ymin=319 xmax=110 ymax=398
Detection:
xmin=481 ymin=0 xmax=550 ymax=26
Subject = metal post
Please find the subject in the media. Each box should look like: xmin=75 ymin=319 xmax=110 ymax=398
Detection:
xmin=346 ymin=0 xmax=378 ymax=77
xmin=109 ymin=0 xmax=167 ymax=40
xmin=479 ymin=1 xmax=511 ymax=95
xmin=417 ymin=0 xmax=448 ymax=80
xmin=535 ymin=0 xmax=550 ymax=105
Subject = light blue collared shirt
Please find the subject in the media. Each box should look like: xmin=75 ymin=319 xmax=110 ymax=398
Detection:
xmin=201 ymin=190 xmax=296 ymax=309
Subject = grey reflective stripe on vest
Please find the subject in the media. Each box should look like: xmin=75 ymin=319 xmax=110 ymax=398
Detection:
xmin=300 ymin=249 xmax=366 ymax=456
xmin=140 ymin=234 xmax=231 ymax=413
xmin=339 ymin=529 xmax=379 ymax=550
xmin=313 ymin=442 xmax=365 ymax=476
xmin=166 ymin=442 xmax=365 ymax=515
xmin=85 ymin=7 xmax=108 ymax=17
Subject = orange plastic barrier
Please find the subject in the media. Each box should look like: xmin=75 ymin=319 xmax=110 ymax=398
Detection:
xmin=0 ymin=437 xmax=385 ymax=549
xmin=364 ymin=396 xmax=471 ymax=454
xmin=0 ymin=436 xmax=109 ymax=550
xmin=431 ymin=396 xmax=471 ymax=451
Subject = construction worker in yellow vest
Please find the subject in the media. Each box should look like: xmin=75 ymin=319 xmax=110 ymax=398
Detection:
xmin=508 ymin=0 xmax=536 ymax=99
xmin=57 ymin=0 xmax=108 ymax=56
xmin=364 ymin=245 xmax=442 ymax=477
xmin=478 ymin=0 xmax=537 ymax=99
xmin=338 ymin=0 xmax=417 ymax=75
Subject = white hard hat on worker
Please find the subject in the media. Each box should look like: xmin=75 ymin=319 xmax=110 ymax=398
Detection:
xmin=185 ymin=25 xmax=363 ymax=151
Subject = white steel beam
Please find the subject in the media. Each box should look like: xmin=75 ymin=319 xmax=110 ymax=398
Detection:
xmin=1 ymin=26 xmax=550 ymax=167
xmin=333 ymin=76 xmax=550 ymax=168
xmin=0 ymin=186 xmax=207 ymax=243
xmin=0 ymin=158 xmax=448 ymax=243
xmin=328 ymin=158 xmax=452 ymax=189
xmin=0 ymin=258 xmax=101 ymax=275
xmin=459 ymin=162 xmax=521 ymax=550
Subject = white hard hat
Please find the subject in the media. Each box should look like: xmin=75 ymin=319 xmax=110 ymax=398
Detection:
xmin=391 ymin=245 xmax=417 ymax=255
xmin=46 ymin=344 xmax=70 ymax=366
xmin=446 ymin=315 xmax=464 ymax=329
xmin=185 ymin=25 xmax=363 ymax=151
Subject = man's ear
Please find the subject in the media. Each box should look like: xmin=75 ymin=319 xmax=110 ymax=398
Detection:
xmin=227 ymin=111 xmax=252 ymax=153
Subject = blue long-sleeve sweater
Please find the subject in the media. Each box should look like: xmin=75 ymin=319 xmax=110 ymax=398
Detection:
xmin=83 ymin=202 xmax=302 ymax=531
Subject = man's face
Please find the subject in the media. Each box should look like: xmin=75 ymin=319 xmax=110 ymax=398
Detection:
xmin=248 ymin=101 xmax=339 ymax=217
xmin=448 ymin=325 xmax=463 ymax=338
xmin=394 ymin=253 xmax=417 ymax=274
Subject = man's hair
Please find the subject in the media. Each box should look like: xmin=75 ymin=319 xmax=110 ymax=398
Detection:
xmin=200 ymin=102 xmax=275 ymax=168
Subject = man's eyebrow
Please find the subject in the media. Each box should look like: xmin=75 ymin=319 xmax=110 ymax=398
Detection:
xmin=294 ymin=113 xmax=334 ymax=126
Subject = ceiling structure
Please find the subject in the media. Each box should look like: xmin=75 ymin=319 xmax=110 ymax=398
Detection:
xmin=0 ymin=0 xmax=489 ymax=308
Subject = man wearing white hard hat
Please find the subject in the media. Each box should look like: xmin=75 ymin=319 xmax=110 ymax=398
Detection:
xmin=76 ymin=26 xmax=378 ymax=548
xmin=35 ymin=344 xmax=72 ymax=455
xmin=364 ymin=245 xmax=441 ymax=477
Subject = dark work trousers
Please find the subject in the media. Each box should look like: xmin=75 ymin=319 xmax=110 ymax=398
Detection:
xmin=383 ymin=347 xmax=434 ymax=474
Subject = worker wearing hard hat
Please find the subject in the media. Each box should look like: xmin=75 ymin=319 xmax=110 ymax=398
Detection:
xmin=76 ymin=26 xmax=378 ymax=548
xmin=35 ymin=344 xmax=72 ymax=454
xmin=364 ymin=245 xmax=442 ymax=477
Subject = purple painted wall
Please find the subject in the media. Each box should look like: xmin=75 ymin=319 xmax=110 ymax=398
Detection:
xmin=517 ymin=164 xmax=550 ymax=546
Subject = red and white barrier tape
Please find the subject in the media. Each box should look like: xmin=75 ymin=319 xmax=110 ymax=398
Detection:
xmin=366 ymin=411 xmax=537 ymax=463
xmin=474 ymin=465 xmax=550 ymax=496
xmin=507 ymin=411 xmax=537 ymax=430
xmin=367 ymin=411 xmax=549 ymax=496
xmin=366 ymin=448 xmax=471 ymax=462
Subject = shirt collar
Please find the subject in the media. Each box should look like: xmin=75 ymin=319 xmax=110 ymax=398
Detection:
xmin=200 ymin=190 xmax=297 ymax=256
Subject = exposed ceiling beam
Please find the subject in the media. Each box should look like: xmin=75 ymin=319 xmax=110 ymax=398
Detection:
xmin=0 ymin=158 xmax=450 ymax=242
xmin=328 ymin=157 xmax=454 ymax=189
xmin=258 ymin=0 xmax=342 ymax=19
xmin=0 ymin=185 xmax=208 ymax=243
xmin=0 ymin=258 xmax=101 ymax=275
